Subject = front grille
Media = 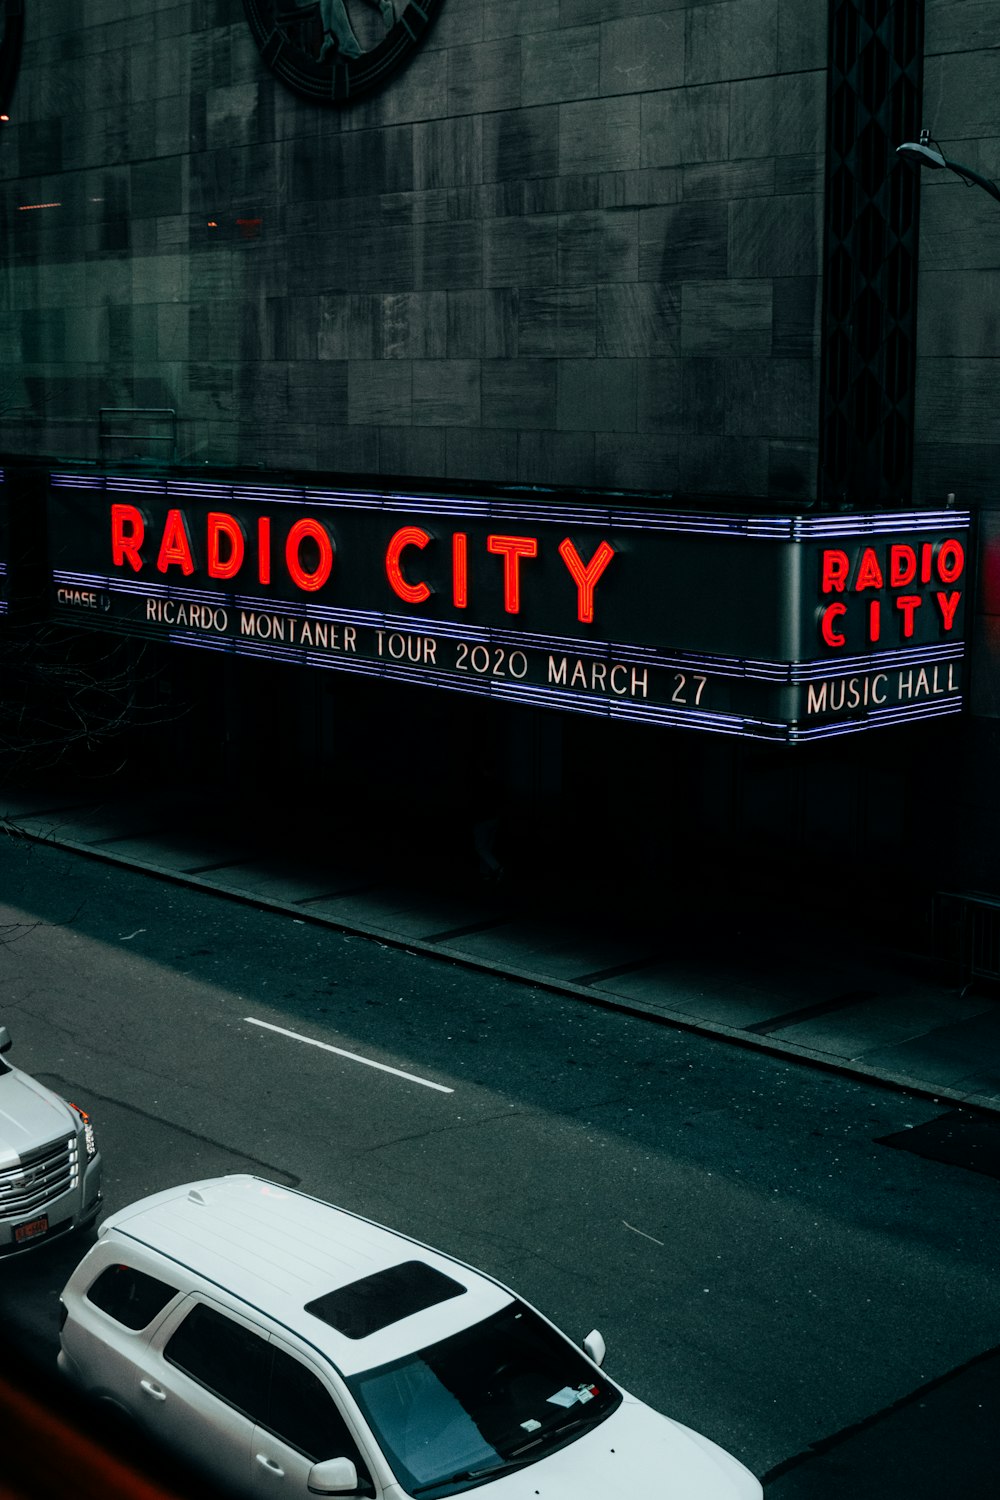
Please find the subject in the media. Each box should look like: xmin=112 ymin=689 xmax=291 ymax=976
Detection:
xmin=0 ymin=1136 xmax=78 ymax=1218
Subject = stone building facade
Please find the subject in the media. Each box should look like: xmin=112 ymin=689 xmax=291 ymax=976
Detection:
xmin=2 ymin=1 xmax=1000 ymax=928
xmin=3 ymin=0 xmax=828 ymax=499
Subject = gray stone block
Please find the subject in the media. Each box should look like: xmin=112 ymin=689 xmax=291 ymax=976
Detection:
xmin=916 ymin=357 xmax=1000 ymax=445
xmin=348 ymin=361 xmax=413 ymax=427
xmin=378 ymin=293 xmax=449 ymax=360
xmin=445 ymin=428 xmax=519 ymax=483
xmin=926 ymin=0 xmax=1000 ymax=54
xmin=247 ymin=362 xmax=296 ymax=426
xmin=637 ymin=356 xmax=683 ymax=434
xmin=778 ymin=0 xmax=828 ymax=72
xmin=517 ymin=429 xmax=597 ymax=486
xmin=483 ymin=106 xmax=560 ymax=182
xmin=640 ymin=201 xmax=728 ymax=281
xmin=681 ymin=280 xmax=773 ymax=355
xmin=563 ymin=0 xmax=684 ymax=23
xmin=681 ymin=358 xmax=726 ymax=434
xmin=559 ymin=210 xmax=638 ymax=284
xmin=774 ymin=153 xmax=825 ymax=196
xmin=314 ymin=423 xmax=379 ymax=473
xmin=601 ymin=13 xmax=685 ymax=97
xmin=768 ymin=440 xmax=817 ymax=500
xmin=447 ymin=38 xmax=522 ymax=116
xmin=686 ymin=0 xmax=778 ymax=87
xmin=680 ymin=435 xmax=769 ymax=495
xmin=599 ymin=168 xmax=683 ymax=209
xmin=23 ymin=304 xmax=66 ymax=365
xmin=919 ymin=270 xmax=1000 ymax=358
xmin=290 ymin=127 xmax=414 ymax=203
xmin=186 ymin=361 xmax=237 ymax=414
xmin=379 ymin=426 xmax=447 ymax=479
xmin=729 ymin=195 xmax=820 ymax=278
xmin=426 ymin=0 xmax=486 ymax=50
xmin=913 ymin=441 xmax=1000 ymax=509
xmin=412 ymin=360 xmax=482 ymax=426
xmin=414 ymin=117 xmax=483 ymax=191
xmin=130 ymin=158 xmax=184 ymax=220
xmin=349 ymin=44 xmax=448 ymax=129
xmin=772 ymin=276 xmax=820 ymax=358
xmin=683 ymin=159 xmax=775 ymax=202
xmin=595 ymin=432 xmax=679 ymax=491
xmin=642 ymin=83 xmax=729 ymax=168
xmin=725 ymin=356 xmax=818 ymax=438
xmin=561 ymin=96 xmax=641 ymax=175
xmin=522 ymin=27 xmax=600 ymax=107
xmin=66 ymin=305 xmax=108 ymax=364
xmin=446 ymin=290 xmax=519 ymax=358
xmin=597 ymin=284 xmax=680 ymax=357
xmin=417 ymin=221 xmax=483 ymax=292
xmin=319 ymin=295 xmax=375 ymax=362
xmin=730 ymin=72 xmax=825 ymax=159
xmin=484 ymin=216 xmax=558 ymax=288
xmin=483 ymin=0 xmax=561 ymax=38
xmin=205 ymin=83 xmax=261 ymax=151
xmin=918 ymin=179 xmax=1000 ymax=272
xmin=924 ymin=49 xmax=1000 ymax=139
xmin=519 ymin=289 xmax=596 ymax=356
xmin=557 ymin=357 xmax=637 ymax=432
xmin=482 ymin=359 xmax=557 ymax=428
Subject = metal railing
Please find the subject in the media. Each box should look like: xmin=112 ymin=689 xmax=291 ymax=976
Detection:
xmin=98 ymin=407 xmax=176 ymax=465
xmin=934 ymin=890 xmax=1000 ymax=989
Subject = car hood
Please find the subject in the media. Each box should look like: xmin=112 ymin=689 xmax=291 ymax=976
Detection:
xmin=454 ymin=1397 xmax=761 ymax=1500
xmin=0 ymin=1068 xmax=73 ymax=1165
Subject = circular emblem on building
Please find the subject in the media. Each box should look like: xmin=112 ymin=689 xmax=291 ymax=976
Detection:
xmin=0 ymin=0 xmax=25 ymax=120
xmin=242 ymin=0 xmax=444 ymax=105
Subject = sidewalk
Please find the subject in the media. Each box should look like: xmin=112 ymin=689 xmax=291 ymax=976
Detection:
xmin=2 ymin=778 xmax=1000 ymax=1116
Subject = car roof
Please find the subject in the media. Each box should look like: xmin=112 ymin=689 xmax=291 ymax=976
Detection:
xmin=99 ymin=1175 xmax=512 ymax=1375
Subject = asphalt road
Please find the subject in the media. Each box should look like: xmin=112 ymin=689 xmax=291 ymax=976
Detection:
xmin=1 ymin=834 xmax=998 ymax=1495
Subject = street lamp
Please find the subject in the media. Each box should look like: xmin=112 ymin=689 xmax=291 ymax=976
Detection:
xmin=896 ymin=129 xmax=1000 ymax=205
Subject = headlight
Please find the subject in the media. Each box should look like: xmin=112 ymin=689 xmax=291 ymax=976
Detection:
xmin=68 ymin=1102 xmax=98 ymax=1159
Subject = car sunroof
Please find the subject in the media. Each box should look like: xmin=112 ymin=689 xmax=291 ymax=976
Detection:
xmin=305 ymin=1260 xmax=466 ymax=1338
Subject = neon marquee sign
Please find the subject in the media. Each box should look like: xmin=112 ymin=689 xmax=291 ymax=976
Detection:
xmin=46 ymin=473 xmax=971 ymax=742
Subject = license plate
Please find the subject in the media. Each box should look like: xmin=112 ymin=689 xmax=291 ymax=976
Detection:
xmin=14 ymin=1214 xmax=48 ymax=1244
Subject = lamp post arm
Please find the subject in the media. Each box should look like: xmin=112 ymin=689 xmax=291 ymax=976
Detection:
xmin=941 ymin=156 xmax=1000 ymax=206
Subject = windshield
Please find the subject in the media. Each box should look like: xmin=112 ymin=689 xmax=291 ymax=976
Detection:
xmin=346 ymin=1300 xmax=620 ymax=1497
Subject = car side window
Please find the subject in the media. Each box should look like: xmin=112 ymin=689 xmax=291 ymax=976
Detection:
xmin=86 ymin=1264 xmax=179 ymax=1331
xmin=164 ymin=1302 xmax=269 ymax=1423
xmin=266 ymin=1345 xmax=368 ymax=1475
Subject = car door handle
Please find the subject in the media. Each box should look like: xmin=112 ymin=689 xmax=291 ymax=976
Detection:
xmin=255 ymin=1455 xmax=285 ymax=1477
xmin=139 ymin=1380 xmax=167 ymax=1402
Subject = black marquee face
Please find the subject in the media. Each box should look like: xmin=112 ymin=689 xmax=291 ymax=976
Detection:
xmin=0 ymin=0 xmax=25 ymax=119
xmin=242 ymin=0 xmax=444 ymax=105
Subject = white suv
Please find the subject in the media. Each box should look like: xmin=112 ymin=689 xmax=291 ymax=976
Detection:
xmin=0 ymin=1025 xmax=103 ymax=1256
xmin=58 ymin=1175 xmax=761 ymax=1499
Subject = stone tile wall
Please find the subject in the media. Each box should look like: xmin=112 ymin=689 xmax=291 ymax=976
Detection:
xmin=915 ymin=6 xmax=1000 ymax=512
xmin=917 ymin=7 xmax=1000 ymax=724
xmin=1 ymin=0 xmax=826 ymax=499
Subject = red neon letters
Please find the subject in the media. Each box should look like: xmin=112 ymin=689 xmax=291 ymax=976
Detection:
xmin=108 ymin=506 xmax=617 ymax=625
xmin=383 ymin=527 xmax=616 ymax=622
xmin=819 ymin=538 xmax=966 ymax=648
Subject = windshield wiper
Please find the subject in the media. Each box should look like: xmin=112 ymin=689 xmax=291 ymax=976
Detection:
xmin=548 ymin=1405 xmax=607 ymax=1441
xmin=410 ymin=1456 xmax=539 ymax=1495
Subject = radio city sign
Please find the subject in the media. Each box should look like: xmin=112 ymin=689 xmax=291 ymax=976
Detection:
xmin=47 ymin=473 xmax=970 ymax=742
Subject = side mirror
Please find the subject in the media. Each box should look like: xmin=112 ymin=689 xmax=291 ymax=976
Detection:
xmin=307 ymin=1457 xmax=361 ymax=1495
xmin=0 ymin=1026 xmax=11 ymax=1054
xmin=583 ymin=1329 xmax=606 ymax=1368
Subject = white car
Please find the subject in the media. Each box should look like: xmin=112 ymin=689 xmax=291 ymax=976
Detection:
xmin=0 ymin=1025 xmax=103 ymax=1256
xmin=57 ymin=1175 xmax=761 ymax=1498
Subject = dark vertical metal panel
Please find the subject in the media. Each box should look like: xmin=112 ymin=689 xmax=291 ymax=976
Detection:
xmin=820 ymin=0 xmax=924 ymax=509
